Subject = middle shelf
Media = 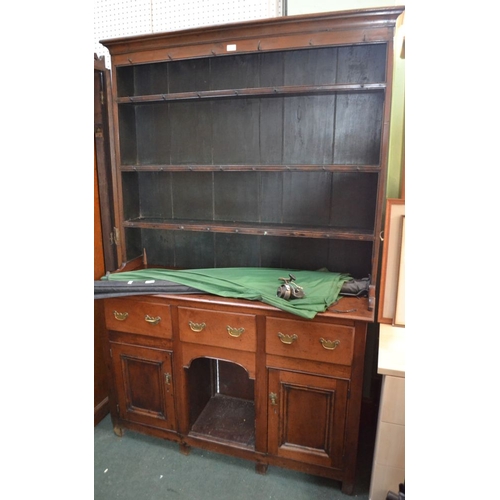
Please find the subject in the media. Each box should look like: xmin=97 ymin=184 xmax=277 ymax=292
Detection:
xmin=123 ymin=218 xmax=375 ymax=240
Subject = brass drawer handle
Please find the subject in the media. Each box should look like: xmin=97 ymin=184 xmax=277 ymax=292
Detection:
xmin=145 ymin=315 xmax=161 ymax=325
xmin=227 ymin=326 xmax=245 ymax=337
xmin=319 ymin=338 xmax=340 ymax=350
xmin=113 ymin=311 xmax=128 ymax=321
xmin=189 ymin=321 xmax=206 ymax=332
xmin=278 ymin=332 xmax=298 ymax=345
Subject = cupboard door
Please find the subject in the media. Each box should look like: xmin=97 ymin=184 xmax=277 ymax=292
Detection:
xmin=268 ymin=369 xmax=348 ymax=469
xmin=110 ymin=343 xmax=176 ymax=431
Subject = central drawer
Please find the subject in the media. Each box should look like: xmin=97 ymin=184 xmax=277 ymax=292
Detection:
xmin=178 ymin=307 xmax=257 ymax=352
xmin=266 ymin=317 xmax=354 ymax=366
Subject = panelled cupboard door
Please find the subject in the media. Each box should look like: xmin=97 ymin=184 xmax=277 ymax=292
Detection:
xmin=110 ymin=343 xmax=176 ymax=431
xmin=268 ymin=369 xmax=348 ymax=470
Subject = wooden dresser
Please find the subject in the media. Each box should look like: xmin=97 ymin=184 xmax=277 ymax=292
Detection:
xmin=103 ymin=288 xmax=373 ymax=494
xmin=99 ymin=7 xmax=405 ymax=494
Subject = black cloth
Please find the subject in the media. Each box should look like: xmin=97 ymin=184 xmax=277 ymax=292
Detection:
xmin=94 ymin=279 xmax=203 ymax=299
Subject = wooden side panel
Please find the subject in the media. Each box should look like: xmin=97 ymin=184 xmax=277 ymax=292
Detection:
xmin=94 ymin=151 xmax=109 ymax=425
xmin=218 ymin=360 xmax=255 ymax=401
xmin=186 ymin=357 xmax=216 ymax=427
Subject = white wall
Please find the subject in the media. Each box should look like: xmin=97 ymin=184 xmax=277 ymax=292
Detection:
xmin=94 ymin=0 xmax=283 ymax=68
xmin=286 ymin=0 xmax=400 ymax=15
xmin=94 ymin=1 xmax=405 ymax=68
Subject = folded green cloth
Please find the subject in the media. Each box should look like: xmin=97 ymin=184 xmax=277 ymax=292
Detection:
xmin=103 ymin=267 xmax=350 ymax=319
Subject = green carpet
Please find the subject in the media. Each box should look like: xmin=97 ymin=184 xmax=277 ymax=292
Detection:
xmin=94 ymin=404 xmax=377 ymax=500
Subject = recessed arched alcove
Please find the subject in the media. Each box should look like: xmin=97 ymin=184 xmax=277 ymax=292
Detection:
xmin=185 ymin=357 xmax=255 ymax=448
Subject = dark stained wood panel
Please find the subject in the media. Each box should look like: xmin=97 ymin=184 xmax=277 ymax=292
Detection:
xmin=210 ymin=54 xmax=260 ymax=90
xmin=169 ymin=101 xmax=213 ymax=164
xmin=259 ymin=236 xmax=284 ymax=269
xmin=212 ymin=98 xmax=261 ymax=164
xmin=259 ymin=52 xmax=284 ymax=87
xmin=214 ymin=233 xmax=261 ymax=267
xmin=262 ymin=236 xmax=330 ymax=271
xmin=169 ymin=58 xmax=210 ymax=93
xmin=214 ymin=171 xmax=259 ymax=222
xmin=118 ymin=105 xmax=137 ymax=165
xmin=138 ymin=171 xmax=173 ymax=219
xmin=172 ymin=171 xmax=213 ymax=220
xmin=283 ymin=95 xmax=335 ymax=164
xmin=135 ymin=103 xmax=171 ymax=165
xmin=140 ymin=229 xmax=175 ymax=266
xmin=121 ymin=172 xmax=140 ymax=220
xmin=327 ymin=239 xmax=373 ymax=277
xmin=330 ymin=172 xmax=378 ymax=230
xmin=333 ymin=92 xmax=384 ymax=165
xmin=136 ymin=62 xmax=169 ymax=95
xmin=124 ymin=227 xmax=143 ymax=261
xmin=116 ymin=65 xmax=135 ymax=97
xmin=284 ymin=47 xmax=338 ymax=85
xmin=173 ymin=232 xmax=215 ymax=269
xmin=337 ymin=44 xmax=387 ymax=84
xmin=282 ymin=171 xmax=332 ymax=226
xmin=259 ymin=172 xmax=283 ymax=223
xmin=259 ymin=97 xmax=283 ymax=164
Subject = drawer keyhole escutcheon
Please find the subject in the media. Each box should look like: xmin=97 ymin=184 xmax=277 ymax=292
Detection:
xmin=145 ymin=315 xmax=161 ymax=325
xmin=227 ymin=326 xmax=245 ymax=337
xmin=189 ymin=321 xmax=206 ymax=332
xmin=319 ymin=338 xmax=340 ymax=350
xmin=278 ymin=332 xmax=298 ymax=345
xmin=113 ymin=311 xmax=128 ymax=321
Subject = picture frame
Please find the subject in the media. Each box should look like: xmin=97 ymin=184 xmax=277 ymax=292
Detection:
xmin=378 ymin=198 xmax=405 ymax=324
xmin=393 ymin=215 xmax=405 ymax=327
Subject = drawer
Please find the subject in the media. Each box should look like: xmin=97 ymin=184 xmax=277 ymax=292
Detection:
xmin=178 ymin=307 xmax=256 ymax=352
xmin=104 ymin=298 xmax=172 ymax=339
xmin=266 ymin=317 xmax=354 ymax=366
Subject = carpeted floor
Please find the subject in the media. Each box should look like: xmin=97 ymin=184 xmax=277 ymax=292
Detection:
xmin=94 ymin=401 xmax=378 ymax=500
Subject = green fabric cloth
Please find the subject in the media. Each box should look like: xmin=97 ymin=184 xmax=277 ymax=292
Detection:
xmin=103 ymin=267 xmax=350 ymax=319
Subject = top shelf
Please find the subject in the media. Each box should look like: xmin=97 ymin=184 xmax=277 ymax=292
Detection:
xmin=115 ymin=44 xmax=388 ymax=98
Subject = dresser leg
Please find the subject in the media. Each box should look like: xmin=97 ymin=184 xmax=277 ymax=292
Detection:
xmin=179 ymin=442 xmax=191 ymax=456
xmin=255 ymin=463 xmax=268 ymax=475
xmin=341 ymin=480 xmax=354 ymax=495
xmin=113 ymin=425 xmax=124 ymax=437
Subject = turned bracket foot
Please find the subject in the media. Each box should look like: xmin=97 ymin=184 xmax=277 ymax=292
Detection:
xmin=179 ymin=442 xmax=191 ymax=456
xmin=113 ymin=425 xmax=125 ymax=437
xmin=341 ymin=481 xmax=354 ymax=495
xmin=255 ymin=463 xmax=268 ymax=475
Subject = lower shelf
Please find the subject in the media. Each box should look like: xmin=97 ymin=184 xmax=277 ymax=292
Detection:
xmin=189 ymin=394 xmax=255 ymax=448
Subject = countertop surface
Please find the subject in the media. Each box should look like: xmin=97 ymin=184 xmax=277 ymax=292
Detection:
xmin=378 ymin=323 xmax=405 ymax=377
